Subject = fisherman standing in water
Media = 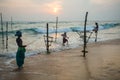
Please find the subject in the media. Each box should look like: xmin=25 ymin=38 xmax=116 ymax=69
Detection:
xmin=15 ymin=31 xmax=26 ymax=71
xmin=93 ymin=22 xmax=99 ymax=42
xmin=61 ymin=32 xmax=69 ymax=46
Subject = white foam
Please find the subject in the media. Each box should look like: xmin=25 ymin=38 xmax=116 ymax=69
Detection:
xmin=4 ymin=59 xmax=15 ymax=65
xmin=0 ymin=68 xmax=3 ymax=71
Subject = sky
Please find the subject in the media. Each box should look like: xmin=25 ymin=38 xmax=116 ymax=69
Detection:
xmin=0 ymin=0 xmax=120 ymax=21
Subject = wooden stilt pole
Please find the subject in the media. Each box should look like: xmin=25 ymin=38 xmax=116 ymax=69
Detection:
xmin=11 ymin=17 xmax=13 ymax=31
xmin=6 ymin=22 xmax=8 ymax=51
xmin=46 ymin=23 xmax=50 ymax=54
xmin=1 ymin=13 xmax=4 ymax=50
xmin=55 ymin=17 xmax=58 ymax=42
xmin=86 ymin=31 xmax=93 ymax=43
xmin=83 ymin=12 xmax=88 ymax=57
xmin=95 ymin=32 xmax=98 ymax=42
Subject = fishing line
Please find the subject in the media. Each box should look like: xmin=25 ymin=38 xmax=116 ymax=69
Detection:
xmin=25 ymin=36 xmax=42 ymax=46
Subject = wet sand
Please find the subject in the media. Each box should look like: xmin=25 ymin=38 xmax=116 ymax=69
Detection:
xmin=0 ymin=39 xmax=120 ymax=80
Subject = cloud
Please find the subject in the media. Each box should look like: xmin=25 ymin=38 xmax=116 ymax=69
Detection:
xmin=43 ymin=0 xmax=63 ymax=15
xmin=0 ymin=0 xmax=120 ymax=21
xmin=0 ymin=0 xmax=35 ymax=8
xmin=0 ymin=0 xmax=63 ymax=14
xmin=90 ymin=0 xmax=120 ymax=5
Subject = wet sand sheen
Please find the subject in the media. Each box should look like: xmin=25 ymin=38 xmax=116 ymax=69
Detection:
xmin=0 ymin=39 xmax=120 ymax=80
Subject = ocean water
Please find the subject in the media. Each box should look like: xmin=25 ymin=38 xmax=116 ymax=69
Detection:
xmin=0 ymin=21 xmax=120 ymax=58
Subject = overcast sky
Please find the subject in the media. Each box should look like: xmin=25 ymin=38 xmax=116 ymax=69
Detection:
xmin=0 ymin=0 xmax=120 ymax=21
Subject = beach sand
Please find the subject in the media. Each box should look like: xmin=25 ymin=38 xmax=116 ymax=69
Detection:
xmin=0 ymin=39 xmax=120 ymax=80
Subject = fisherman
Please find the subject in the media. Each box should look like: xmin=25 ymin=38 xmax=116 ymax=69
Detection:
xmin=61 ymin=32 xmax=69 ymax=46
xmin=93 ymin=22 xmax=99 ymax=33
xmin=93 ymin=22 xmax=99 ymax=42
xmin=15 ymin=31 xmax=26 ymax=71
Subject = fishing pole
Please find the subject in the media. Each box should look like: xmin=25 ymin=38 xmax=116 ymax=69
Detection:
xmin=26 ymin=36 xmax=42 ymax=46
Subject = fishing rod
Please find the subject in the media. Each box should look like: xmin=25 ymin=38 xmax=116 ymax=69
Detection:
xmin=25 ymin=36 xmax=42 ymax=46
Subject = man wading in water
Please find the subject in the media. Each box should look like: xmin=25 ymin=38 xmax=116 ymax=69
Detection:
xmin=61 ymin=32 xmax=69 ymax=46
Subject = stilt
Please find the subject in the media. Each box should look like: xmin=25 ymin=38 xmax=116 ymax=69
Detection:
xmin=46 ymin=23 xmax=50 ymax=54
xmin=6 ymin=22 xmax=8 ymax=51
xmin=82 ymin=12 xmax=88 ymax=57
xmin=11 ymin=17 xmax=13 ymax=31
xmin=1 ymin=13 xmax=4 ymax=50
xmin=86 ymin=31 xmax=93 ymax=43
xmin=55 ymin=17 xmax=58 ymax=42
xmin=95 ymin=32 xmax=98 ymax=42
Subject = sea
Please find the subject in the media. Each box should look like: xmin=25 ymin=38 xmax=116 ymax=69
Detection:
xmin=0 ymin=20 xmax=120 ymax=66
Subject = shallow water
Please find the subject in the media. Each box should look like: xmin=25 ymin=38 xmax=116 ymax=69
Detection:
xmin=0 ymin=21 xmax=120 ymax=58
xmin=0 ymin=20 xmax=120 ymax=80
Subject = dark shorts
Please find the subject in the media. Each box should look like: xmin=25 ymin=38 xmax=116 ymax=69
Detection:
xmin=63 ymin=38 xmax=68 ymax=43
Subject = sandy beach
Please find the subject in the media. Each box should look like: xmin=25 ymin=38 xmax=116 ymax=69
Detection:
xmin=0 ymin=0 xmax=120 ymax=80
xmin=0 ymin=39 xmax=120 ymax=80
